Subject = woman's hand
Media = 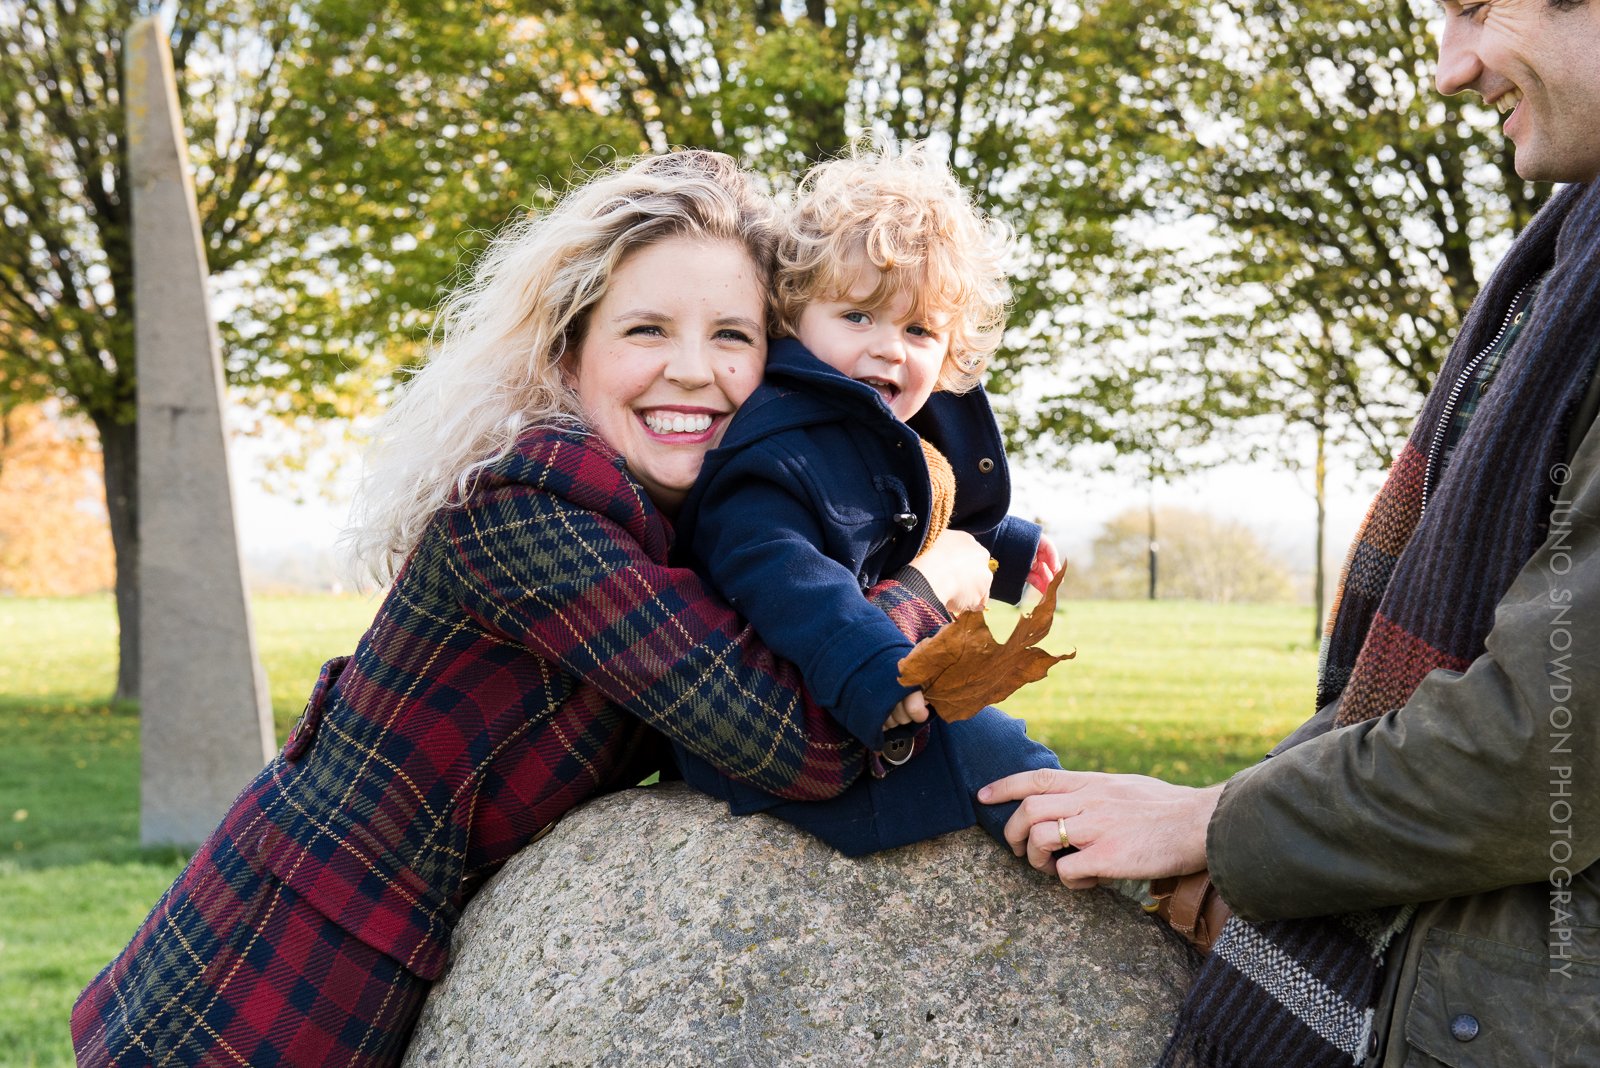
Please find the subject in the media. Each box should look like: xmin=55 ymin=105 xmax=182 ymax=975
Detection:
xmin=979 ymin=769 xmax=1224 ymax=890
xmin=910 ymin=529 xmax=992 ymax=615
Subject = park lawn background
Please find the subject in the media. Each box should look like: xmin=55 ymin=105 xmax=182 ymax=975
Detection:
xmin=0 ymin=594 xmax=1317 ymax=1066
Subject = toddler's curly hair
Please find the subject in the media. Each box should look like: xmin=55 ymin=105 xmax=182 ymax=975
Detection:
xmin=773 ymin=140 xmax=1012 ymax=393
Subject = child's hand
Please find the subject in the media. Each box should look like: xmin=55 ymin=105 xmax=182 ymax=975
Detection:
xmin=1027 ymin=533 xmax=1063 ymax=594
xmin=882 ymin=690 xmax=930 ymax=731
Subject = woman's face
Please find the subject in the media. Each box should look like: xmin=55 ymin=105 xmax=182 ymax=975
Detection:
xmin=572 ymin=236 xmax=767 ymax=512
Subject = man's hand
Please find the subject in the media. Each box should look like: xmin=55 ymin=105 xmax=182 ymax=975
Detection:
xmin=980 ymin=768 xmax=1224 ymax=890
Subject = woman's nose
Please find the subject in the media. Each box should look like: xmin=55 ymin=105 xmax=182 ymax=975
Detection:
xmin=663 ymin=339 xmax=716 ymax=388
xmin=1434 ymin=18 xmax=1481 ymax=98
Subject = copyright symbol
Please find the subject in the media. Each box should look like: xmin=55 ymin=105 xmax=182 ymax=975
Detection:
xmin=1551 ymin=463 xmax=1572 ymax=485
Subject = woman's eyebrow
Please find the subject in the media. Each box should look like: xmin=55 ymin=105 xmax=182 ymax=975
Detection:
xmin=715 ymin=315 xmax=763 ymax=334
xmin=610 ymin=308 xmax=669 ymax=322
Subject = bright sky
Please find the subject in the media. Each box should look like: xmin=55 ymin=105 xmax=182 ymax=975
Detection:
xmin=227 ymin=421 xmax=1386 ymax=594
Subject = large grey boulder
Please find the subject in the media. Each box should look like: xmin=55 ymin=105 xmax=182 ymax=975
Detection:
xmin=404 ymin=783 xmax=1196 ymax=1066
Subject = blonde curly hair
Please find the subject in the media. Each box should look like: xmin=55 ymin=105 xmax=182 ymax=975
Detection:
xmin=346 ymin=151 xmax=778 ymax=584
xmin=772 ymin=141 xmax=1012 ymax=393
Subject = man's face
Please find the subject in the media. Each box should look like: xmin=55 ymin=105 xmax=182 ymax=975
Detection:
xmin=1435 ymin=0 xmax=1600 ymax=182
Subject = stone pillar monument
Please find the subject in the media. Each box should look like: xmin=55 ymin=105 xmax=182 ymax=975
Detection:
xmin=127 ymin=16 xmax=274 ymax=847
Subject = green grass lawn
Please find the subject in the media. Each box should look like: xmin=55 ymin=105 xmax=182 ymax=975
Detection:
xmin=0 ymin=594 xmax=1316 ymax=1066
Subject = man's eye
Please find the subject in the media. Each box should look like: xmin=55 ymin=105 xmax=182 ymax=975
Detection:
xmin=1458 ymin=3 xmax=1487 ymax=18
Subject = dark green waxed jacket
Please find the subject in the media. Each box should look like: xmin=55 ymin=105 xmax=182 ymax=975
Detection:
xmin=1208 ymin=368 xmax=1600 ymax=1068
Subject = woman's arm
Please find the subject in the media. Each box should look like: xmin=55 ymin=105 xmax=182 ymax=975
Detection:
xmin=445 ymin=482 xmax=945 ymax=802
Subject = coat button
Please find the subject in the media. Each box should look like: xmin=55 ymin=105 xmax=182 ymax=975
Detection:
xmin=1449 ymin=1013 xmax=1479 ymax=1042
xmin=977 ymin=457 xmax=995 ymax=473
xmin=881 ymin=737 xmax=914 ymax=765
xmin=894 ymin=512 xmax=918 ymax=530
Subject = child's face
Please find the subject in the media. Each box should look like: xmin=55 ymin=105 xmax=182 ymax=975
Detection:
xmin=794 ymin=266 xmax=951 ymax=422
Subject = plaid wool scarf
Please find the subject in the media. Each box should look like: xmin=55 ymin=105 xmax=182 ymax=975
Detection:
xmin=1159 ymin=179 xmax=1600 ymax=1068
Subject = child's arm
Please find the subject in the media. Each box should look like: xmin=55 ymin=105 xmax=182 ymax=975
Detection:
xmin=973 ymin=514 xmax=1043 ymax=604
xmin=690 ymin=448 xmax=924 ymax=753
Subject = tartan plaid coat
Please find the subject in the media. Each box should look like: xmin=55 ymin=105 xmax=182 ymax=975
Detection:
xmin=73 ymin=427 xmax=945 ymax=1067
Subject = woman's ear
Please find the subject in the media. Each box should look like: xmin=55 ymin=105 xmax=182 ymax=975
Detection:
xmin=555 ymin=328 xmax=581 ymax=388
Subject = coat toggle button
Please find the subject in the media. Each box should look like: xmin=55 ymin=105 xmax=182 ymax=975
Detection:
xmin=1450 ymin=1014 xmax=1479 ymax=1042
xmin=894 ymin=512 xmax=918 ymax=530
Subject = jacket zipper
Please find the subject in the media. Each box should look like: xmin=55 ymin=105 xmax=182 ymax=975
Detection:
xmin=1420 ymin=279 xmax=1535 ymax=519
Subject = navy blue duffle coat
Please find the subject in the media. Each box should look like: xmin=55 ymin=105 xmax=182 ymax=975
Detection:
xmin=672 ymin=339 xmax=1045 ymax=855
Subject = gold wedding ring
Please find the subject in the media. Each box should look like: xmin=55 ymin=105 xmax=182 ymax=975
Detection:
xmin=1057 ymin=817 xmax=1071 ymax=851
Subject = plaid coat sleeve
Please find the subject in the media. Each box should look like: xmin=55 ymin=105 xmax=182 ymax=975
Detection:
xmin=446 ymin=431 xmax=943 ymax=801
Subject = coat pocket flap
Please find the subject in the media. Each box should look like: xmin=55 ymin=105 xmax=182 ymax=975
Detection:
xmin=1405 ymin=928 xmax=1599 ymax=1067
xmin=251 ymin=814 xmax=458 ymax=981
xmin=284 ymin=655 xmax=351 ymax=761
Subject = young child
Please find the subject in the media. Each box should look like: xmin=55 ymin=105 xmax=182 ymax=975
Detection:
xmin=673 ymin=143 xmax=1064 ymax=855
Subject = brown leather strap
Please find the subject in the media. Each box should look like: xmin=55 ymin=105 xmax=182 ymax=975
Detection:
xmin=1147 ymin=870 xmax=1234 ymax=955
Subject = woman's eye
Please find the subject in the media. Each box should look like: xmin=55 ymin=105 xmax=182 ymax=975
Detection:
xmin=715 ymin=328 xmax=755 ymax=344
xmin=625 ymin=324 xmax=665 ymax=337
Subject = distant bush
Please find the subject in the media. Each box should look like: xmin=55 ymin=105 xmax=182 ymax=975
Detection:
xmin=1073 ymin=506 xmax=1296 ymax=603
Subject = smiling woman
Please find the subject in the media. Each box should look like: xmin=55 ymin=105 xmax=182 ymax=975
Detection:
xmin=71 ymin=152 xmax=957 ymax=1068
xmin=570 ymin=236 xmax=767 ymax=512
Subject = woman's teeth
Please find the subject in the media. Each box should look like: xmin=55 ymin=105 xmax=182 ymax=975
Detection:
xmin=643 ymin=412 xmax=714 ymax=435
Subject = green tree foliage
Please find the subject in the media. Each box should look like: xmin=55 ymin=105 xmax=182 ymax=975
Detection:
xmin=1037 ymin=0 xmax=1545 ymax=469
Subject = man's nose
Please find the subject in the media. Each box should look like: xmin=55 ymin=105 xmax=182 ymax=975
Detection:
xmin=1435 ymin=18 xmax=1480 ymax=98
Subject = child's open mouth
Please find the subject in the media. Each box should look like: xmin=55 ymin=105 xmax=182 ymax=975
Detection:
xmin=859 ymin=377 xmax=900 ymax=406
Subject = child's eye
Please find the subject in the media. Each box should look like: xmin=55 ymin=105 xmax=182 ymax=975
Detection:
xmin=842 ymin=311 xmax=870 ymax=325
xmin=907 ymin=323 xmax=938 ymax=339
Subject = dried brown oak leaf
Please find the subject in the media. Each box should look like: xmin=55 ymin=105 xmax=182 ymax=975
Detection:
xmin=897 ymin=566 xmax=1075 ymax=722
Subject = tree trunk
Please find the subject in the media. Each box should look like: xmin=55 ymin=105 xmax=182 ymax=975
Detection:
xmin=1146 ymin=487 xmax=1158 ymax=602
xmin=95 ymin=413 xmax=139 ymax=703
